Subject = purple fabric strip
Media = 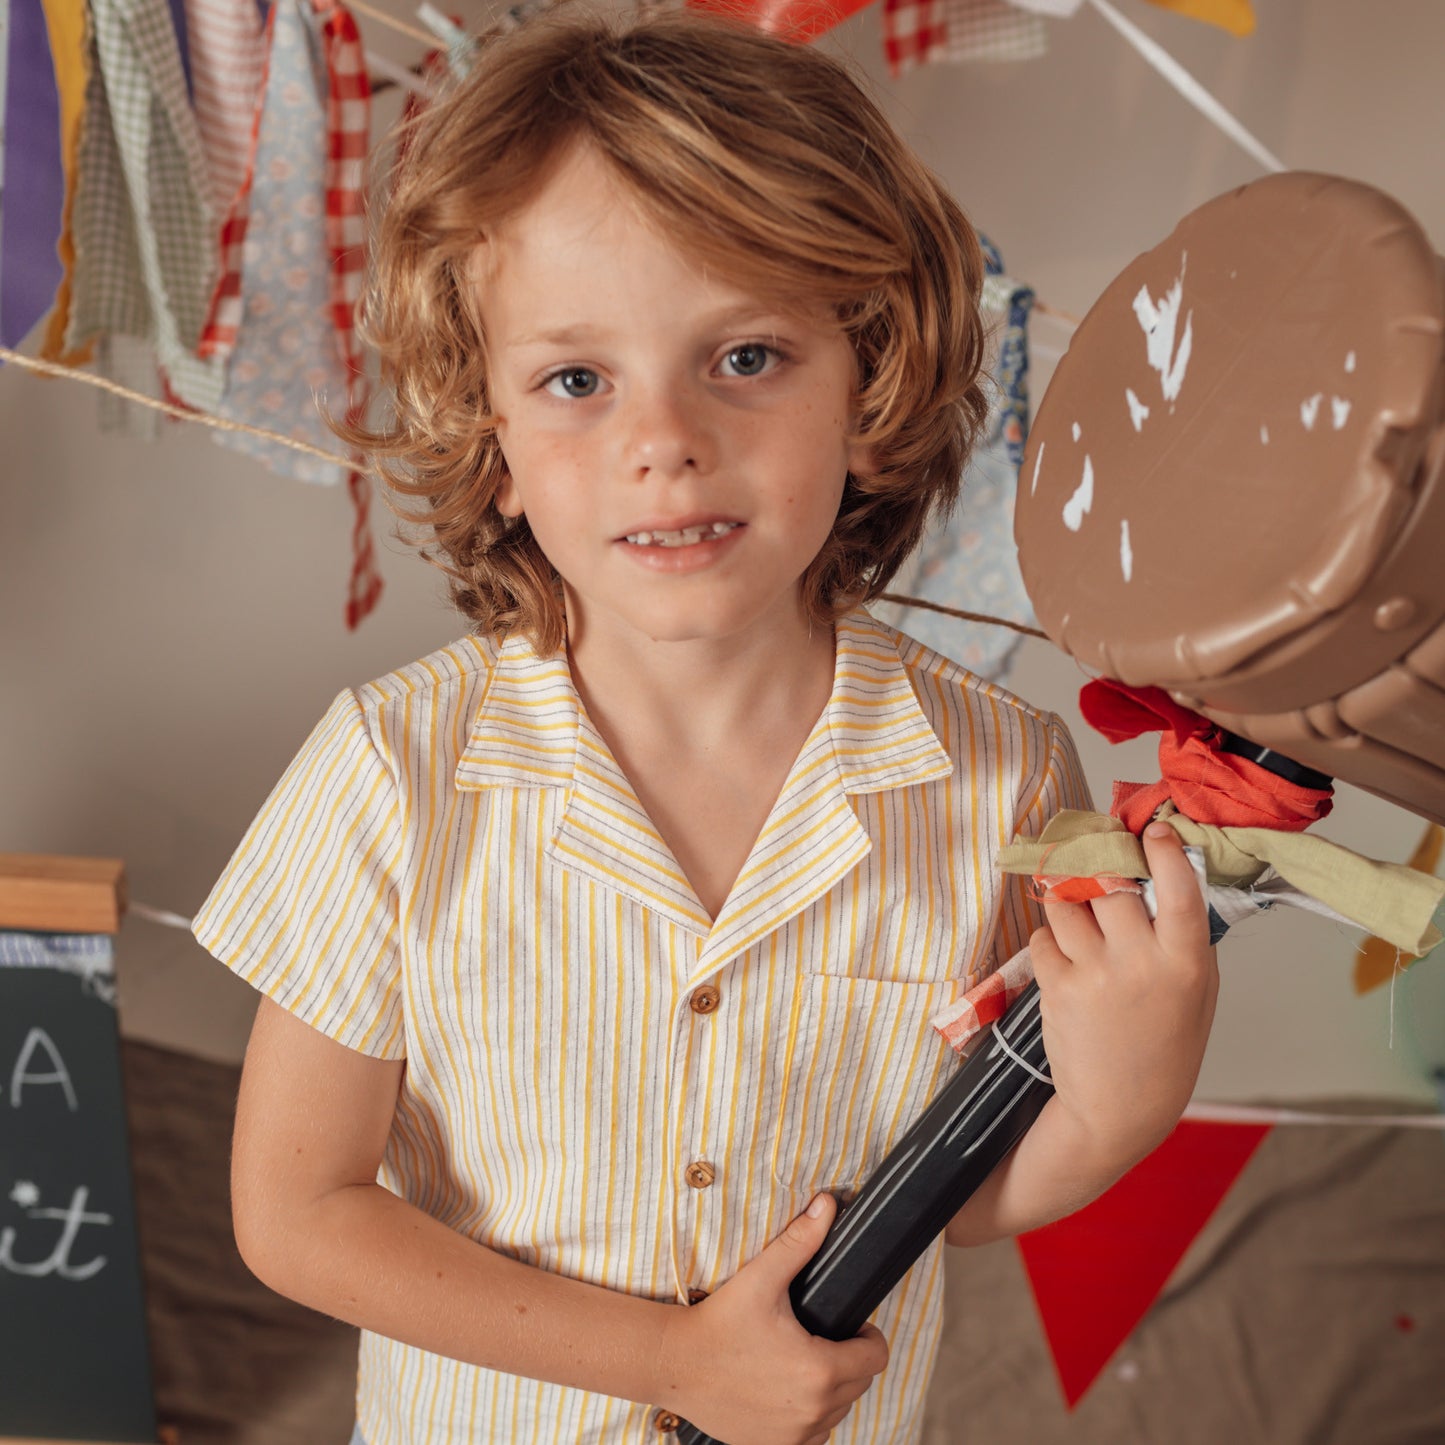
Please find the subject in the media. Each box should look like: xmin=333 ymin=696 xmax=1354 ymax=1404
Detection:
xmin=1 ymin=0 xmax=65 ymax=347
xmin=167 ymin=0 xmax=192 ymax=97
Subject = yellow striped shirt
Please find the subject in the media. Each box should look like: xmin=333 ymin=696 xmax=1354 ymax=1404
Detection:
xmin=193 ymin=610 xmax=1089 ymax=1444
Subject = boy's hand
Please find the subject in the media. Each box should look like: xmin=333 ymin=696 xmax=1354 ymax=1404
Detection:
xmin=1030 ymin=821 xmax=1219 ymax=1173
xmin=658 ymin=1193 xmax=889 ymax=1445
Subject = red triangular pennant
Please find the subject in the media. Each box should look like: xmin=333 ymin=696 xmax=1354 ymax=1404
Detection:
xmin=1017 ymin=1119 xmax=1272 ymax=1407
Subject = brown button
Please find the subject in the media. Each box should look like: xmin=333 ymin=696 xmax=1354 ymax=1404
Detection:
xmin=690 ymin=984 xmax=720 ymax=1015
xmin=684 ymin=1160 xmax=716 ymax=1189
xmin=687 ymin=1287 xmax=710 ymax=1304
xmin=655 ymin=1410 xmax=681 ymax=1432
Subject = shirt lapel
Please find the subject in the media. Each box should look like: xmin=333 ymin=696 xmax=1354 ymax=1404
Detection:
xmin=454 ymin=633 xmax=713 ymax=934
xmin=691 ymin=612 xmax=954 ymax=985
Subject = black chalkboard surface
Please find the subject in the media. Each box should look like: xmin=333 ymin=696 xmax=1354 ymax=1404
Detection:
xmin=0 ymin=932 xmax=158 ymax=1442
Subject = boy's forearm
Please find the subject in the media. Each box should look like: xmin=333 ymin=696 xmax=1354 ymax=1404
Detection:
xmin=239 ymin=1180 xmax=686 ymax=1409
xmin=941 ymin=1094 xmax=1158 ymax=1247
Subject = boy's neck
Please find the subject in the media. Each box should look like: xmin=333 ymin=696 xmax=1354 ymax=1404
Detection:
xmin=565 ymin=608 xmax=836 ymax=753
xmin=564 ymin=609 xmax=838 ymax=920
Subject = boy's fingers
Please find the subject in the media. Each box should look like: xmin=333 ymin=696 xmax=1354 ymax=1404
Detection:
xmin=755 ymin=1193 xmax=835 ymax=1288
xmin=1028 ymin=924 xmax=1069 ymax=989
xmin=1041 ymin=895 xmax=1104 ymax=958
xmin=845 ymin=1320 xmax=890 ymax=1378
xmin=819 ymin=1322 xmax=889 ymax=1394
xmin=1142 ymin=824 xmax=1208 ymax=951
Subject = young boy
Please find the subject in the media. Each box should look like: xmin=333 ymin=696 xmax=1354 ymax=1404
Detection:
xmin=194 ymin=10 xmax=1217 ymax=1443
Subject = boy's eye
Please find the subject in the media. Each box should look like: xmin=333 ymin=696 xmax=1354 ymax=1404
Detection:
xmin=720 ymin=344 xmax=776 ymax=378
xmin=544 ymin=367 xmax=601 ymax=399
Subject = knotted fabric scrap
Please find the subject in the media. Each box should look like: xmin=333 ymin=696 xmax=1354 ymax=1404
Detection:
xmin=931 ymin=947 xmax=1037 ymax=1053
xmin=1080 ymin=677 xmax=1333 ymax=833
xmin=997 ymin=807 xmax=1445 ymax=956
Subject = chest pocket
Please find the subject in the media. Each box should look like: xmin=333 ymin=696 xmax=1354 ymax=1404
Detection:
xmin=767 ymin=973 xmax=959 ymax=1197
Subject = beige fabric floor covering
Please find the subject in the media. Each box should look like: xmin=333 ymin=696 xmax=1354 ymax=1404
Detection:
xmin=120 ymin=1042 xmax=1445 ymax=1445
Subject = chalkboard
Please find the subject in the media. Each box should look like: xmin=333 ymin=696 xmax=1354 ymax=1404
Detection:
xmin=0 ymin=931 xmax=158 ymax=1442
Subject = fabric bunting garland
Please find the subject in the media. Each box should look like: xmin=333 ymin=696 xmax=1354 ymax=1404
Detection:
xmin=4 ymin=0 xmax=380 ymax=626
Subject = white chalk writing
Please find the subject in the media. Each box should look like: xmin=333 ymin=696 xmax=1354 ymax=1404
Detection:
xmin=6 ymin=1027 xmax=78 ymax=1110
xmin=0 ymin=1184 xmax=112 ymax=1280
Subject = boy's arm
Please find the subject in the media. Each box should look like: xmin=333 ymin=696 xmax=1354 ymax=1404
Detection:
xmin=232 ymin=997 xmax=887 ymax=1443
xmin=944 ymin=823 xmax=1218 ymax=1246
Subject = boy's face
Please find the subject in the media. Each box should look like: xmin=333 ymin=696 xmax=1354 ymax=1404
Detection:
xmin=477 ymin=143 xmax=867 ymax=654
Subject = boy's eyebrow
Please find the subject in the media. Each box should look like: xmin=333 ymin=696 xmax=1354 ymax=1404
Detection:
xmin=505 ymin=324 xmax=607 ymax=351
xmin=504 ymin=307 xmax=798 ymax=352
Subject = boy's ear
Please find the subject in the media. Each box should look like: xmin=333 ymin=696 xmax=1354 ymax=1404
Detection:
xmin=845 ymin=434 xmax=876 ymax=481
xmin=494 ymin=469 xmax=525 ymax=519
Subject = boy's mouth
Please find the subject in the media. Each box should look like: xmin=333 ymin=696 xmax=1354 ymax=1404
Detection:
xmin=621 ymin=521 xmax=741 ymax=548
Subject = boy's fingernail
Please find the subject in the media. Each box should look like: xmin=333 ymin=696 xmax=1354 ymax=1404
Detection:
xmin=1145 ymin=822 xmax=1171 ymax=839
xmin=806 ymin=1194 xmax=828 ymax=1218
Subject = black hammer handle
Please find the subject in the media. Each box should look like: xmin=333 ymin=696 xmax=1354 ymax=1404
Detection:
xmin=675 ymin=980 xmax=1053 ymax=1445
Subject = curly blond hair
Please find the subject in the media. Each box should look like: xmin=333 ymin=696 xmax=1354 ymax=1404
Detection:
xmin=347 ymin=6 xmax=988 ymax=654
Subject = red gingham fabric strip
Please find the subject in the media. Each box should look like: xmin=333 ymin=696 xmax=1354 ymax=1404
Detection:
xmin=316 ymin=0 xmax=369 ymax=395
xmin=930 ymin=948 xmax=1035 ymax=1053
xmin=883 ymin=0 xmax=948 ymax=75
xmin=346 ymin=469 xmax=384 ymax=628
xmin=315 ymin=0 xmax=383 ymax=628
xmin=198 ymin=4 xmax=275 ymax=360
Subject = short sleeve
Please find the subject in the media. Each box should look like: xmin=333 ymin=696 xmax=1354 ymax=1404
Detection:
xmin=933 ymin=713 xmax=1094 ymax=1050
xmin=990 ymin=713 xmax=1094 ymax=968
xmin=192 ymin=689 xmax=407 ymax=1058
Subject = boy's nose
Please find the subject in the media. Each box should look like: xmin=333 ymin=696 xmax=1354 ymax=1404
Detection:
xmin=622 ymin=385 xmax=716 ymax=478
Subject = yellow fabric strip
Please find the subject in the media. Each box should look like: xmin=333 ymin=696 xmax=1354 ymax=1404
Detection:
xmin=997 ymin=809 xmax=1148 ymax=878
xmin=1166 ymin=811 xmax=1445 ymax=955
xmin=1144 ymin=0 xmax=1256 ymax=37
xmin=39 ymin=0 xmax=95 ymax=364
xmin=999 ymin=806 xmax=1445 ymax=956
xmin=1354 ymin=822 xmax=1445 ymax=993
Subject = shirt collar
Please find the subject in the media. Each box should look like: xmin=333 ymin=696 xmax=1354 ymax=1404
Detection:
xmin=454 ymin=611 xmax=953 ymax=797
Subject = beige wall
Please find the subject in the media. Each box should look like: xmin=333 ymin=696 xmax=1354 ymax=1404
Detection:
xmin=3 ymin=0 xmax=1442 ymax=1100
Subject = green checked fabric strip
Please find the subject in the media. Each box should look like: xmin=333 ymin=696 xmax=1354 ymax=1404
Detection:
xmin=69 ymin=37 xmax=148 ymax=343
xmin=66 ymin=0 xmax=222 ymax=412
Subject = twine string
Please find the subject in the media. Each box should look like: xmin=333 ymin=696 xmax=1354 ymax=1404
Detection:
xmin=1 ymin=344 xmax=1048 ymax=637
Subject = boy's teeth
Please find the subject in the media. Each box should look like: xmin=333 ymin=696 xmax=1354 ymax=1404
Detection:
xmin=626 ymin=522 xmax=737 ymax=547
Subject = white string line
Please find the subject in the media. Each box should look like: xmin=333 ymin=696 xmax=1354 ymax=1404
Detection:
xmin=1087 ymin=0 xmax=1287 ymax=175
xmin=990 ymin=1020 xmax=1054 ymax=1085
xmin=364 ymin=48 xmax=436 ymax=98
xmin=1182 ymin=1101 xmax=1445 ymax=1131
xmin=128 ymin=901 xmax=196 ymax=930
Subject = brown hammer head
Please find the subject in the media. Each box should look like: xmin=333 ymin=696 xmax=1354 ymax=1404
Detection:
xmin=1016 ymin=172 xmax=1445 ymax=824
